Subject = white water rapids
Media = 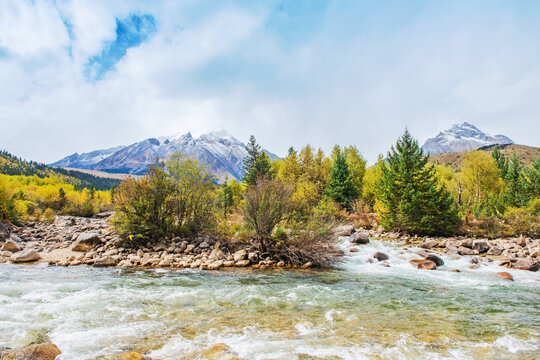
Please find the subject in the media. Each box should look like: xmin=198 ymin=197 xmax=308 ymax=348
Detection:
xmin=0 ymin=239 xmax=538 ymax=359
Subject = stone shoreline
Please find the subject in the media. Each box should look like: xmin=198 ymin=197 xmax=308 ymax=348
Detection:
xmin=1 ymin=215 xmax=539 ymax=273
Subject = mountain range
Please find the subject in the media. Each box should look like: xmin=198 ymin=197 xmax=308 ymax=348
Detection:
xmin=422 ymin=122 xmax=514 ymax=155
xmin=51 ymin=131 xmax=278 ymax=182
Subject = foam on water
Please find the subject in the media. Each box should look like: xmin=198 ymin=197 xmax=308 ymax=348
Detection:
xmin=0 ymin=239 xmax=539 ymax=359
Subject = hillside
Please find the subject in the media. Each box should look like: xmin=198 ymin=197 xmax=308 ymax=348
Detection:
xmin=0 ymin=150 xmax=121 ymax=190
xmin=428 ymin=144 xmax=539 ymax=171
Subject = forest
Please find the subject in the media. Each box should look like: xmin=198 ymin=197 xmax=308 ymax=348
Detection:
xmin=1 ymin=131 xmax=539 ymax=250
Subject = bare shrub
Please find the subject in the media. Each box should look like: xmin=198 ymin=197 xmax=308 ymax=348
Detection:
xmin=243 ymin=177 xmax=293 ymax=252
xmin=269 ymin=231 xmax=345 ymax=267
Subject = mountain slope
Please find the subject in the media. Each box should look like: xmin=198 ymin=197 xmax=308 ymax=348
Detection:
xmin=0 ymin=150 xmax=121 ymax=190
xmin=428 ymin=144 xmax=539 ymax=171
xmin=52 ymin=131 xmax=279 ymax=182
xmin=50 ymin=146 xmax=125 ymax=169
xmin=422 ymin=122 xmax=513 ymax=155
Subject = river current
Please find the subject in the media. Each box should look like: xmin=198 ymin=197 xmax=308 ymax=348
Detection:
xmin=0 ymin=239 xmax=539 ymax=359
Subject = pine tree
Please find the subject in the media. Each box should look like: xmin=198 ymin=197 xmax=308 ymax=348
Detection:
xmin=376 ymin=130 xmax=459 ymax=235
xmin=243 ymin=135 xmax=261 ymax=175
xmin=325 ymin=150 xmax=358 ymax=209
xmin=58 ymin=187 xmax=67 ymax=209
xmin=219 ymin=177 xmax=234 ymax=216
xmin=505 ymin=153 xmax=525 ymax=207
xmin=522 ymin=157 xmax=540 ymax=200
xmin=243 ymin=136 xmax=272 ymax=186
xmin=492 ymin=146 xmax=508 ymax=179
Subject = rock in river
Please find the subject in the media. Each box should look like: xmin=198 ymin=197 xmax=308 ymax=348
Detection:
xmin=410 ymin=259 xmax=437 ymax=270
xmin=373 ymin=252 xmax=389 ymax=261
xmin=425 ymin=254 xmax=444 ymax=267
xmin=513 ymin=259 xmax=539 ymax=272
xmin=496 ymin=272 xmax=514 ymax=281
xmin=0 ymin=343 xmax=61 ymax=360
xmin=10 ymin=248 xmax=41 ymax=263
xmin=350 ymin=232 xmax=369 ymax=244
xmin=93 ymin=256 xmax=118 ymax=267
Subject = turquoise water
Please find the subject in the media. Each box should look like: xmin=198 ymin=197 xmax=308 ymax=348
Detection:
xmin=0 ymin=240 xmax=538 ymax=359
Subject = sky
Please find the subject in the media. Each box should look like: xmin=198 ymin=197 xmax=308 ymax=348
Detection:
xmin=1 ymin=0 xmax=539 ymax=164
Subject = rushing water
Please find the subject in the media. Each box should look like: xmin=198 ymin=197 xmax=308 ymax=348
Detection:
xmin=0 ymin=240 xmax=539 ymax=360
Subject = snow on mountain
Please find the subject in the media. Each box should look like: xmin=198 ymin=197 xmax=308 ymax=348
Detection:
xmin=50 ymin=145 xmax=126 ymax=169
xmin=51 ymin=131 xmax=279 ymax=182
xmin=422 ymin=122 xmax=514 ymax=155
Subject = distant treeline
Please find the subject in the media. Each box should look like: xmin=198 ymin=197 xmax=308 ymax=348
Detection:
xmin=0 ymin=150 xmax=120 ymax=190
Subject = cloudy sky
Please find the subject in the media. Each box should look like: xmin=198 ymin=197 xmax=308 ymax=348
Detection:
xmin=1 ymin=0 xmax=539 ymax=164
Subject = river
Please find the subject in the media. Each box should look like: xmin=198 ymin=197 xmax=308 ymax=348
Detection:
xmin=1 ymin=239 xmax=539 ymax=359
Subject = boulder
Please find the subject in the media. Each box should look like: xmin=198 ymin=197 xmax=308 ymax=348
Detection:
xmin=487 ymin=246 xmax=502 ymax=256
xmin=247 ymin=252 xmax=259 ymax=263
xmin=516 ymin=236 xmax=527 ymax=247
xmin=209 ymin=248 xmax=224 ymax=261
xmin=472 ymin=240 xmax=490 ymax=253
xmin=0 ymin=222 xmax=9 ymax=240
xmin=10 ymin=248 xmax=41 ymax=263
xmin=0 ymin=343 xmax=61 ymax=360
xmin=1 ymin=239 xmax=21 ymax=253
xmin=460 ymin=239 xmax=473 ymax=249
xmin=235 ymin=259 xmax=250 ymax=267
xmin=119 ymin=352 xmax=147 ymax=360
xmin=350 ymin=232 xmax=369 ymax=244
xmin=93 ymin=256 xmax=118 ymax=267
xmin=411 ymin=260 xmax=437 ymax=270
xmin=425 ymin=254 xmax=444 ymax=267
xmin=513 ymin=259 xmax=539 ymax=272
xmin=71 ymin=232 xmax=101 ymax=252
xmin=496 ymin=272 xmax=514 ymax=281
xmin=202 ymin=343 xmax=240 ymax=360
xmin=332 ymin=225 xmax=355 ymax=237
xmin=421 ymin=239 xmax=438 ymax=249
xmin=349 ymin=247 xmax=359 ymax=253
xmin=207 ymin=260 xmax=224 ymax=270
xmin=373 ymin=252 xmax=388 ymax=261
xmin=233 ymin=249 xmax=247 ymax=262
xmin=458 ymin=247 xmax=477 ymax=256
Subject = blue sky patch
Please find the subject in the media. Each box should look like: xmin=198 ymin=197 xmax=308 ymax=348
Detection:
xmin=85 ymin=14 xmax=156 ymax=81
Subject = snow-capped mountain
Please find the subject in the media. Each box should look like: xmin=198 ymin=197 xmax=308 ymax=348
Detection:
xmin=422 ymin=122 xmax=514 ymax=155
xmin=50 ymin=146 xmax=126 ymax=169
xmin=51 ymin=131 xmax=278 ymax=182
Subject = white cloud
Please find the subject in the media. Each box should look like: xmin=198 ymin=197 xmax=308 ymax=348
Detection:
xmin=0 ymin=0 xmax=538 ymax=165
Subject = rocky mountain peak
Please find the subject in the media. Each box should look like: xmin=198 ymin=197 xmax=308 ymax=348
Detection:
xmin=422 ymin=122 xmax=514 ymax=155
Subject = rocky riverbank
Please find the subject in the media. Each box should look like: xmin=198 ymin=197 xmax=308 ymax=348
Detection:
xmin=0 ymin=216 xmax=538 ymax=274
xmin=0 ymin=214 xmax=304 ymax=270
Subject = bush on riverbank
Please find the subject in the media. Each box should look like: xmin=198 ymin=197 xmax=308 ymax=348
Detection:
xmin=113 ymin=155 xmax=217 ymax=241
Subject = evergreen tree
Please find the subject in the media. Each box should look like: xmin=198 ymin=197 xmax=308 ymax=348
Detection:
xmin=243 ymin=136 xmax=272 ymax=185
xmin=376 ymin=130 xmax=459 ymax=235
xmin=58 ymin=187 xmax=67 ymax=209
xmin=325 ymin=150 xmax=358 ymax=209
xmin=219 ymin=177 xmax=234 ymax=216
xmin=522 ymin=156 xmax=540 ymax=200
xmin=243 ymin=135 xmax=261 ymax=175
xmin=491 ymin=146 xmax=508 ymax=179
xmin=505 ymin=153 xmax=525 ymax=207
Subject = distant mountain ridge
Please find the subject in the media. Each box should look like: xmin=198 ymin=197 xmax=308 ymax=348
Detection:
xmin=51 ymin=131 xmax=279 ymax=182
xmin=422 ymin=122 xmax=514 ymax=155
